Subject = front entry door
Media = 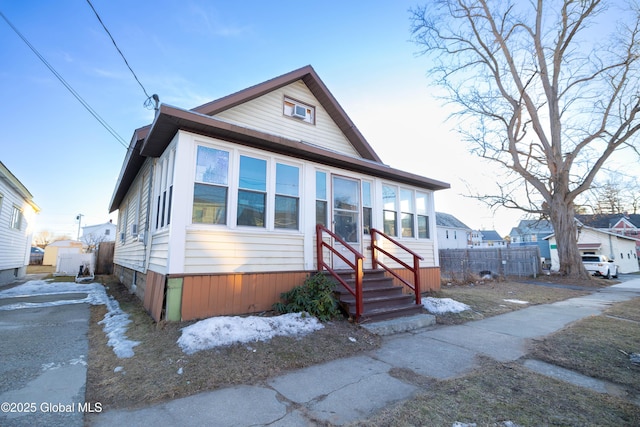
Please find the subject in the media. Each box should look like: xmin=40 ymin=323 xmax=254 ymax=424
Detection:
xmin=332 ymin=176 xmax=361 ymax=270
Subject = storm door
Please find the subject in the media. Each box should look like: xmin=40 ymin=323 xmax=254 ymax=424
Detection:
xmin=332 ymin=176 xmax=361 ymax=270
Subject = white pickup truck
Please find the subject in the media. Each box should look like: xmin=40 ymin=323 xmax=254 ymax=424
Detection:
xmin=581 ymin=255 xmax=619 ymax=279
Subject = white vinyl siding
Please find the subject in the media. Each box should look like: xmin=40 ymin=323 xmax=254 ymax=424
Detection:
xmin=213 ymin=80 xmax=360 ymax=158
xmin=0 ymin=180 xmax=35 ymax=270
xmin=113 ymin=160 xmax=152 ymax=272
xmin=148 ymin=230 xmax=170 ymax=273
xmin=184 ymin=229 xmax=305 ymax=274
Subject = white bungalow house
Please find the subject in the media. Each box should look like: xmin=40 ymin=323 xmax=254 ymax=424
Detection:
xmin=109 ymin=66 xmax=450 ymax=322
xmin=546 ymin=225 xmax=639 ymax=274
xmin=0 ymin=161 xmax=40 ymax=285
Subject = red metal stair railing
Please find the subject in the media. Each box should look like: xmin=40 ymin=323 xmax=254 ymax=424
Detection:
xmin=316 ymin=224 xmax=365 ymax=319
xmin=370 ymin=228 xmax=424 ymax=306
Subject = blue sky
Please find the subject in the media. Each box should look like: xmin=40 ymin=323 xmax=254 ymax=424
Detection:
xmin=1 ymin=1 xmax=634 ymax=239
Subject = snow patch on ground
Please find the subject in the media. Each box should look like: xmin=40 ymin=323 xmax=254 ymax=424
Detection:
xmin=503 ymin=299 xmax=529 ymax=305
xmin=423 ymin=297 xmax=471 ymax=314
xmin=177 ymin=312 xmax=324 ymax=354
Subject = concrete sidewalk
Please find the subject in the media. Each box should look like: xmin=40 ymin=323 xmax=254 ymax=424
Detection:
xmin=88 ymin=278 xmax=640 ymax=426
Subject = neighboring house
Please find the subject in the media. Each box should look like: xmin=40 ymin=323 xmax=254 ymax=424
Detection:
xmin=436 ymin=212 xmax=471 ymax=249
xmin=0 ymin=161 xmax=40 ymax=286
xmin=42 ymin=240 xmax=83 ymax=267
xmin=109 ymin=65 xmax=450 ymax=322
xmin=508 ymin=219 xmax=554 ymax=265
xmin=576 ymin=213 xmax=640 ymax=260
xmin=471 ymin=230 xmax=506 ymax=247
xmin=81 ymin=220 xmax=117 ymax=250
xmin=546 ymin=225 xmax=639 ymax=274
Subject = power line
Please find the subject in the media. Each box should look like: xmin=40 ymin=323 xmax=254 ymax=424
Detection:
xmin=85 ymin=0 xmax=156 ymax=109
xmin=0 ymin=11 xmax=129 ymax=149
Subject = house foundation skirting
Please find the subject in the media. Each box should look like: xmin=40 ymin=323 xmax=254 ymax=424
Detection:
xmin=113 ymin=266 xmax=441 ymax=323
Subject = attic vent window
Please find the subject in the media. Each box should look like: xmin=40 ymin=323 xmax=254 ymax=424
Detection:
xmin=284 ymin=97 xmax=315 ymax=124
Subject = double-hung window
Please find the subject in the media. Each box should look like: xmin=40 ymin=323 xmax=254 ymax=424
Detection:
xmin=362 ymin=181 xmax=372 ymax=234
xmin=275 ymin=163 xmax=299 ymax=229
xmin=400 ymin=188 xmax=414 ymax=237
xmin=193 ymin=146 xmax=229 ymax=225
xmin=237 ymin=156 xmax=267 ymax=227
xmin=315 ymin=171 xmax=327 ymax=226
xmin=382 ymin=184 xmax=397 ymax=236
xmin=416 ymin=192 xmax=430 ymax=239
xmin=10 ymin=206 xmax=22 ymax=230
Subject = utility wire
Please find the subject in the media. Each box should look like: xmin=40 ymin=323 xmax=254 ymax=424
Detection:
xmin=0 ymin=11 xmax=129 ymax=149
xmin=86 ymin=0 xmax=156 ymax=109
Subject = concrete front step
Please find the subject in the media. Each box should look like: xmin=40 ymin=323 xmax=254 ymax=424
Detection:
xmin=355 ymin=303 xmax=425 ymax=323
xmin=360 ymin=313 xmax=437 ymax=335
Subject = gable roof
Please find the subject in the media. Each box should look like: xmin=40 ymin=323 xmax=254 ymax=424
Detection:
xmin=509 ymin=219 xmax=554 ymax=237
xmin=192 ymin=65 xmax=381 ymax=162
xmin=109 ymin=66 xmax=450 ymax=212
xmin=0 ymin=161 xmax=40 ymax=212
xmin=480 ymin=230 xmax=503 ymax=241
xmin=436 ymin=212 xmax=471 ymax=229
xmin=576 ymin=213 xmax=640 ymax=229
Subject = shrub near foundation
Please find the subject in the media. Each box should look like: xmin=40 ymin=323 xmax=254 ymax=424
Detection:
xmin=273 ymin=273 xmax=340 ymax=321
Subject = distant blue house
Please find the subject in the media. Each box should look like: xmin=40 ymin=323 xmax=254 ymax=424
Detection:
xmin=508 ymin=219 xmax=553 ymax=263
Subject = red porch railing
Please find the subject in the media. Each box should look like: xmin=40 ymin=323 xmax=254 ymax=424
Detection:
xmin=316 ymin=224 xmax=364 ymax=318
xmin=370 ymin=228 xmax=423 ymax=306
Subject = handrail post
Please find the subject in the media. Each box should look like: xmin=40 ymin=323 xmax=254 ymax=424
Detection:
xmin=413 ymin=254 xmax=421 ymax=305
xmin=371 ymin=229 xmax=378 ymax=270
xmin=316 ymin=224 xmax=323 ymax=270
xmin=355 ymin=256 xmax=364 ymax=318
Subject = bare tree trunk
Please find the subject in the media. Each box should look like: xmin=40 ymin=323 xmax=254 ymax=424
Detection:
xmin=548 ymin=196 xmax=590 ymax=278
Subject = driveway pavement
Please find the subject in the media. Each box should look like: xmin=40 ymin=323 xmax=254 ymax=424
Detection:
xmin=0 ymin=278 xmax=90 ymax=427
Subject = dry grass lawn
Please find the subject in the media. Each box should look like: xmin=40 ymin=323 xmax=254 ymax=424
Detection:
xmin=84 ymin=273 xmax=640 ymax=425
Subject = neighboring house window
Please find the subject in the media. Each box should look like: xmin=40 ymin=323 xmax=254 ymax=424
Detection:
xmin=10 ymin=206 xmax=22 ymax=230
xmin=283 ymin=96 xmax=315 ymax=124
xmin=446 ymin=230 xmax=449 ymax=239
xmin=237 ymin=155 xmax=267 ymax=227
xmin=416 ymin=192 xmax=430 ymax=239
xmin=362 ymin=181 xmax=372 ymax=235
xmin=383 ymin=185 xmax=397 ymax=236
xmin=316 ymin=171 xmax=327 ymax=227
xmin=193 ymin=146 xmax=229 ymax=225
xmin=105 ymin=229 xmax=110 ymax=236
xmin=275 ymin=163 xmax=299 ymax=229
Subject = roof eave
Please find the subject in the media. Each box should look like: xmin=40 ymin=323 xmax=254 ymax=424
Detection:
xmin=141 ymin=105 xmax=449 ymax=191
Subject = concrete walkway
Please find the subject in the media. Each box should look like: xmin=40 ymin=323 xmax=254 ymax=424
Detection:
xmin=87 ymin=278 xmax=640 ymax=426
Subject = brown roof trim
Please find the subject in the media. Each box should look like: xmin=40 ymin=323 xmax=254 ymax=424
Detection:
xmin=192 ymin=65 xmax=382 ymax=162
xmin=142 ymin=104 xmax=449 ymax=186
xmin=110 ymin=67 xmax=450 ymax=212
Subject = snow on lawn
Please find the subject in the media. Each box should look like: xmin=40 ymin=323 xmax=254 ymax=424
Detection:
xmin=503 ymin=299 xmax=529 ymax=305
xmin=423 ymin=297 xmax=471 ymax=314
xmin=0 ymin=279 xmax=139 ymax=358
xmin=177 ymin=312 xmax=324 ymax=354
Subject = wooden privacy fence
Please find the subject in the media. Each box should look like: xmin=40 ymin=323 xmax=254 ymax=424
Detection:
xmin=95 ymin=241 xmax=115 ymax=275
xmin=439 ymin=247 xmax=542 ymax=279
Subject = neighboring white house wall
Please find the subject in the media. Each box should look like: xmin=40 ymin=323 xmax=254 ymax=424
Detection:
xmin=0 ymin=167 xmax=38 ymax=285
xmin=437 ymin=227 xmax=469 ymax=249
xmin=548 ymin=227 xmax=639 ymax=273
xmin=214 ymin=80 xmax=360 ymax=158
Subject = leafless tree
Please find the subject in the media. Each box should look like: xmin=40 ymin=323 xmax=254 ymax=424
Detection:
xmin=33 ymin=230 xmax=52 ymax=247
xmin=411 ymin=0 xmax=640 ymax=277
